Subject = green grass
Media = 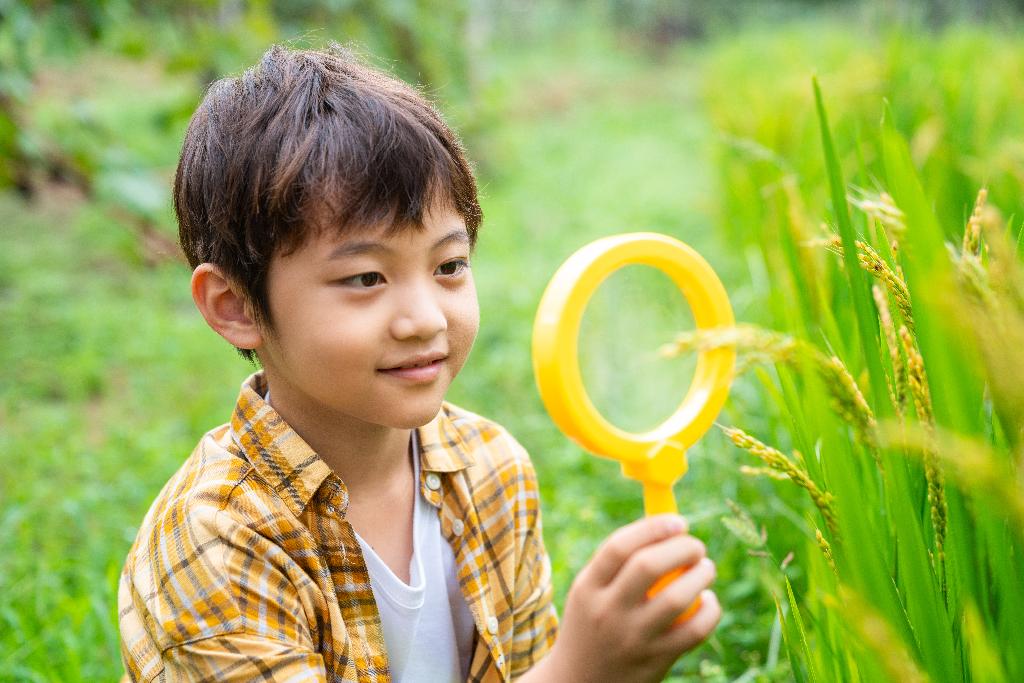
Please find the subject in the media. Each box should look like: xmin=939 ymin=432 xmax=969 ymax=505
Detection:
xmin=0 ymin=30 xmax=788 ymax=681
xmin=3 ymin=12 xmax=1023 ymax=682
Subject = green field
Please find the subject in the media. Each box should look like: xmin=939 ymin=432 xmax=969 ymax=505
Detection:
xmin=2 ymin=3 xmax=1023 ymax=681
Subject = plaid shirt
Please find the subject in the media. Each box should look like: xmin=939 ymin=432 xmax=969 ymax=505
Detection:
xmin=118 ymin=373 xmax=558 ymax=682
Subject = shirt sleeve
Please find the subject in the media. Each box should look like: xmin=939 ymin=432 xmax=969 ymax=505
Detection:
xmin=509 ymin=457 xmax=560 ymax=679
xmin=122 ymin=500 xmax=329 ymax=682
xmin=162 ymin=633 xmax=326 ymax=682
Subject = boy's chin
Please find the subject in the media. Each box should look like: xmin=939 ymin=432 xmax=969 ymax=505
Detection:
xmin=382 ymin=403 xmax=445 ymax=431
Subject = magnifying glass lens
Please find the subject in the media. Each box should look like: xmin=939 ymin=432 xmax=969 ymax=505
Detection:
xmin=579 ymin=264 xmax=697 ymax=433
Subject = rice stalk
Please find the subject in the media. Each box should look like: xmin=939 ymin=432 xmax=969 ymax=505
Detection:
xmin=663 ymin=326 xmax=878 ymax=453
xmin=961 ymin=188 xmax=987 ymax=257
xmin=848 ymin=187 xmax=906 ymax=239
xmin=721 ymin=425 xmax=840 ymax=538
xmin=952 ymin=202 xmax=1024 ymax=451
xmin=878 ymin=421 xmax=1024 ymax=539
xmin=955 ymin=247 xmax=997 ymax=310
xmin=899 ymin=327 xmax=934 ymax=430
xmin=873 ymin=284 xmax=906 ymax=416
xmin=857 ymin=240 xmax=915 ymax=335
xmin=721 ymin=499 xmax=767 ymax=549
xmin=815 ymin=528 xmax=837 ymax=575
xmin=979 ymin=212 xmax=1024 ymax=314
xmin=899 ymin=325 xmax=947 ymax=584
xmin=824 ymin=587 xmax=930 ymax=683
xmin=739 ymin=465 xmax=790 ymax=481
xmin=816 ymin=354 xmax=879 ymax=455
xmin=822 ymin=235 xmax=916 ymax=333
xmin=659 ymin=323 xmax=797 ymax=375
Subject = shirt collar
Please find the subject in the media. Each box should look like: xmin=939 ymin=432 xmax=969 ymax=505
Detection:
xmin=417 ymin=403 xmax=476 ymax=473
xmin=230 ymin=372 xmax=475 ymax=517
xmin=230 ymin=372 xmax=335 ymax=518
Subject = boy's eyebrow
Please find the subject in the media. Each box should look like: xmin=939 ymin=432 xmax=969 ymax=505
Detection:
xmin=432 ymin=228 xmax=471 ymax=250
xmin=327 ymin=228 xmax=470 ymax=259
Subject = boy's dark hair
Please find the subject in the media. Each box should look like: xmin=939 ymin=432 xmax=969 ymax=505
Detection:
xmin=175 ymin=43 xmax=482 ymax=362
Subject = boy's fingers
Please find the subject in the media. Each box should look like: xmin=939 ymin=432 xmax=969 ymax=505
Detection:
xmin=641 ymin=557 xmax=717 ymax=632
xmin=655 ymin=589 xmax=722 ymax=654
xmin=614 ymin=535 xmax=707 ymax=606
xmin=583 ymin=515 xmax=689 ymax=587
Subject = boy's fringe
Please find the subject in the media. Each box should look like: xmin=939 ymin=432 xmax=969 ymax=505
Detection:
xmin=721 ymin=425 xmax=840 ymax=539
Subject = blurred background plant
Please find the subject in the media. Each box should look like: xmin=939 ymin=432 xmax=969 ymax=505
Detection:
xmin=1 ymin=0 xmax=1022 ymax=680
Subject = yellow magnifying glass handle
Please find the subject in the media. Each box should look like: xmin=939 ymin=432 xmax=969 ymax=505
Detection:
xmin=642 ymin=476 xmax=700 ymax=621
xmin=643 ymin=482 xmax=702 ymax=621
xmin=644 ymin=484 xmax=678 ymax=517
xmin=532 ymin=232 xmax=735 ymax=623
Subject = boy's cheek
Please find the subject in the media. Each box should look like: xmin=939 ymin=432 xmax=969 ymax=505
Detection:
xmin=460 ymin=300 xmax=481 ymax=351
xmin=445 ymin=306 xmax=479 ymax=379
xmin=452 ymin=281 xmax=480 ymax=339
xmin=452 ymin=321 xmax=479 ymax=370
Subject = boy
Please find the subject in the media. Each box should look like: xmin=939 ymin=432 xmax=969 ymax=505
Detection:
xmin=118 ymin=44 xmax=720 ymax=682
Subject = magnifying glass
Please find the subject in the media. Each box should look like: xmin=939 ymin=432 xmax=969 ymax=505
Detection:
xmin=531 ymin=232 xmax=735 ymax=619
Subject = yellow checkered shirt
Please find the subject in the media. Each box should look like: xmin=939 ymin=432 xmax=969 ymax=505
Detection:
xmin=118 ymin=373 xmax=558 ymax=681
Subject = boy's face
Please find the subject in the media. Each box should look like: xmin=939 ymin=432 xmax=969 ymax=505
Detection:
xmin=255 ymin=203 xmax=479 ymax=431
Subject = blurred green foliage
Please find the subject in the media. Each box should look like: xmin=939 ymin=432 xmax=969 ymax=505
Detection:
xmin=1 ymin=1 xmax=1023 ymax=681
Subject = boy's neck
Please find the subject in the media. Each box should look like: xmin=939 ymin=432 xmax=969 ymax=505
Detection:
xmin=261 ymin=375 xmax=413 ymax=494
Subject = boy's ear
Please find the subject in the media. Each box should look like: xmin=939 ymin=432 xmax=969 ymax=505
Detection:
xmin=191 ymin=264 xmax=263 ymax=351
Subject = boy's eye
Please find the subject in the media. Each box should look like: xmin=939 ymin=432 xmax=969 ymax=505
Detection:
xmin=341 ymin=272 xmax=384 ymax=287
xmin=436 ymin=259 xmax=469 ymax=277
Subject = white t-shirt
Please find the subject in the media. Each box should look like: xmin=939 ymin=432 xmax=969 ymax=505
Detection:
xmin=354 ymin=431 xmax=476 ymax=682
xmin=264 ymin=390 xmax=474 ymax=680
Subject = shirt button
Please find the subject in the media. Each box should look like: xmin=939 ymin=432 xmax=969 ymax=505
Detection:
xmin=487 ymin=616 xmax=498 ymax=635
xmin=496 ymin=654 xmax=505 ymax=669
xmin=425 ymin=473 xmax=442 ymax=491
xmin=452 ymin=519 xmax=465 ymax=536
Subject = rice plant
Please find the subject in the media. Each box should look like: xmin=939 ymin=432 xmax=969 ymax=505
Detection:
xmin=666 ymin=82 xmax=1024 ymax=680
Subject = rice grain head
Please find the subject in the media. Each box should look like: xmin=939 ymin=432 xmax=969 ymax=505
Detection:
xmin=879 ymin=421 xmax=1024 ymax=540
xmin=873 ymin=284 xmax=906 ymax=415
xmin=665 ymin=325 xmax=879 ymax=456
xmin=722 ymin=425 xmax=840 ymax=538
xmin=821 ymin=234 xmax=915 ymax=333
xmin=816 ymin=528 xmax=838 ymax=575
xmin=898 ymin=325 xmax=947 ymax=579
xmin=961 ymin=187 xmax=988 ymax=257
xmin=856 ymin=239 xmax=915 ymax=334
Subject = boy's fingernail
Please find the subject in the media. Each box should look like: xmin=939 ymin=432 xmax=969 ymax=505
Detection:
xmin=665 ymin=516 xmax=687 ymax=533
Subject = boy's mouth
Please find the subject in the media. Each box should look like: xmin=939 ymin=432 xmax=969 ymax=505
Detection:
xmin=378 ymin=353 xmax=448 ymax=382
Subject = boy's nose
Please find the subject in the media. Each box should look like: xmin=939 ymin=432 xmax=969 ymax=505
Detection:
xmin=389 ymin=287 xmax=448 ymax=341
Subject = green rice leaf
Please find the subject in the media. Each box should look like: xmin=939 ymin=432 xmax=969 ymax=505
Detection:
xmin=812 ymin=77 xmax=891 ymax=417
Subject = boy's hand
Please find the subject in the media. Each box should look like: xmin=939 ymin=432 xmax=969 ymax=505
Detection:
xmin=531 ymin=514 xmax=720 ymax=683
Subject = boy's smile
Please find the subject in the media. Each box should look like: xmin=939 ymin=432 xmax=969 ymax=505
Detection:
xmin=253 ymin=203 xmax=480 ymax=438
xmin=378 ymin=352 xmax=449 ymax=382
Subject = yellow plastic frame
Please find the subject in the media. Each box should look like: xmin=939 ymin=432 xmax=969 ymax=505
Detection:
xmin=531 ymin=232 xmax=736 ymax=515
